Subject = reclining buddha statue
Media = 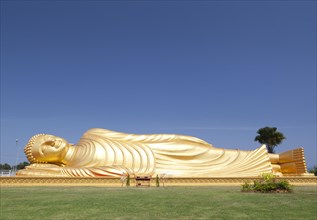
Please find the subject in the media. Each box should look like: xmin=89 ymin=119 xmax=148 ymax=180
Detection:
xmin=17 ymin=128 xmax=310 ymax=177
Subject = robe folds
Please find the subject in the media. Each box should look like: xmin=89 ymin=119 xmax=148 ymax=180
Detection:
xmin=54 ymin=128 xmax=273 ymax=177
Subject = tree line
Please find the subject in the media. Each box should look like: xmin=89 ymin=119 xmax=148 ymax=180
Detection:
xmin=0 ymin=161 xmax=30 ymax=170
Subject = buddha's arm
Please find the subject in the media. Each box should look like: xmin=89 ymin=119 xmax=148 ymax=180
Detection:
xmin=17 ymin=163 xmax=135 ymax=177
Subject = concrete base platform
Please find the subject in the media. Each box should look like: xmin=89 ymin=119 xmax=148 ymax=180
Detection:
xmin=1 ymin=176 xmax=316 ymax=187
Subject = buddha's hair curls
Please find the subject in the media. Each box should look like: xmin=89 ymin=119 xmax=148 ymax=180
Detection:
xmin=24 ymin=134 xmax=47 ymax=164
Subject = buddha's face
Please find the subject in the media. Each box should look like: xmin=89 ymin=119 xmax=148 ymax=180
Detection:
xmin=31 ymin=135 xmax=69 ymax=163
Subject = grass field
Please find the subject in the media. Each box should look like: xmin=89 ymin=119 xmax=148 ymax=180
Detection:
xmin=1 ymin=186 xmax=316 ymax=219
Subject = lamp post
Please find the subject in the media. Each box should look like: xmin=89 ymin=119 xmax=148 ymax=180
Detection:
xmin=14 ymin=139 xmax=19 ymax=175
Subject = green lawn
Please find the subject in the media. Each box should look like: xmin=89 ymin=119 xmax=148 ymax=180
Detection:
xmin=1 ymin=186 xmax=316 ymax=219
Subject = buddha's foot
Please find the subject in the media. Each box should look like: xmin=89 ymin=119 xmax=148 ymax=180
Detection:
xmin=278 ymin=148 xmax=308 ymax=174
xmin=279 ymin=148 xmax=305 ymax=163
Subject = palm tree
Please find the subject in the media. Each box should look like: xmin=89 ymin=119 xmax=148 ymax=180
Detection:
xmin=254 ymin=127 xmax=286 ymax=153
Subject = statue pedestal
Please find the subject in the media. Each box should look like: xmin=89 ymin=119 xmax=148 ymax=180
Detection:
xmin=1 ymin=176 xmax=316 ymax=186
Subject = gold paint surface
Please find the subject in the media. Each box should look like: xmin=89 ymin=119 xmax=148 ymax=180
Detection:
xmin=1 ymin=176 xmax=316 ymax=186
xmin=17 ymin=128 xmax=312 ymax=178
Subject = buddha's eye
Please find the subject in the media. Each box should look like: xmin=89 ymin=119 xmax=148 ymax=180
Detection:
xmin=46 ymin=141 xmax=55 ymax=147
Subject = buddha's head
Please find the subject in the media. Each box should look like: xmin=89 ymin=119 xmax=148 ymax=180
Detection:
xmin=24 ymin=134 xmax=70 ymax=164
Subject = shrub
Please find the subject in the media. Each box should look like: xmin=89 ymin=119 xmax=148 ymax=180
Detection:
xmin=126 ymin=174 xmax=130 ymax=187
xmin=155 ymin=174 xmax=160 ymax=187
xmin=242 ymin=181 xmax=253 ymax=192
xmin=261 ymin=173 xmax=274 ymax=182
xmin=275 ymin=180 xmax=292 ymax=191
xmin=241 ymin=173 xmax=292 ymax=193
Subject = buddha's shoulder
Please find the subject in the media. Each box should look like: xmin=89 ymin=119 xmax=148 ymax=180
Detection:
xmin=81 ymin=128 xmax=211 ymax=146
xmin=84 ymin=128 xmax=114 ymax=134
xmin=82 ymin=128 xmax=131 ymax=141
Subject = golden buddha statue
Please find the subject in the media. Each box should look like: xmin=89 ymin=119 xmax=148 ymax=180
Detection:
xmin=17 ymin=128 xmax=310 ymax=177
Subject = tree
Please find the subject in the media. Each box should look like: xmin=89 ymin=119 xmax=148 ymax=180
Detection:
xmin=0 ymin=163 xmax=12 ymax=170
xmin=17 ymin=161 xmax=30 ymax=170
xmin=11 ymin=161 xmax=30 ymax=171
xmin=309 ymin=166 xmax=317 ymax=176
xmin=254 ymin=126 xmax=286 ymax=153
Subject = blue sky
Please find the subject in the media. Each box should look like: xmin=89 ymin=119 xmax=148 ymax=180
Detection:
xmin=1 ymin=1 xmax=316 ymax=168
